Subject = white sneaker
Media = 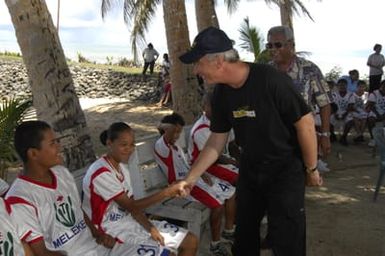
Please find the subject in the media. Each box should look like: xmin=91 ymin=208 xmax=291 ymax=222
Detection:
xmin=368 ymin=139 xmax=376 ymax=147
xmin=317 ymin=159 xmax=330 ymax=172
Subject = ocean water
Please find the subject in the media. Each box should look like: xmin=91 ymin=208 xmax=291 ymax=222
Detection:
xmin=0 ymin=33 xmax=134 ymax=64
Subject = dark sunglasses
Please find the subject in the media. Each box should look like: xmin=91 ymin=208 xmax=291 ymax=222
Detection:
xmin=265 ymin=42 xmax=287 ymax=49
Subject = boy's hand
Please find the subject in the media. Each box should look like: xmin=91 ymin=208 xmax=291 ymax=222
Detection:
xmin=150 ymin=227 xmax=165 ymax=246
xmin=96 ymin=233 xmax=116 ymax=248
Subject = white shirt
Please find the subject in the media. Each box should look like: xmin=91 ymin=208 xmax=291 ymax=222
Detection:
xmin=6 ymin=166 xmax=109 ymax=256
xmin=368 ymin=90 xmax=385 ymax=115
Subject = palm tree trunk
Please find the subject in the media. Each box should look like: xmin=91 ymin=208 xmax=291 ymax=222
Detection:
xmin=163 ymin=0 xmax=201 ymax=124
xmin=280 ymin=0 xmax=294 ymax=36
xmin=5 ymin=0 xmax=96 ymax=171
xmin=195 ymin=0 xmax=219 ymax=31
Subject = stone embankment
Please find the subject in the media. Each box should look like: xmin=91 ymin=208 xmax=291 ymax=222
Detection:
xmin=0 ymin=58 xmax=161 ymax=102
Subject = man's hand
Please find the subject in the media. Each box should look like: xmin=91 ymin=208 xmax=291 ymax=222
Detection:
xmin=174 ymin=180 xmax=193 ymax=197
xmin=306 ymin=171 xmax=323 ymax=186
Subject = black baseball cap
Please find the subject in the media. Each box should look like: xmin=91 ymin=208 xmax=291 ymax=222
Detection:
xmin=179 ymin=27 xmax=233 ymax=64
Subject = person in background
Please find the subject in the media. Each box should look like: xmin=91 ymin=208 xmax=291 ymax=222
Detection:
xmin=178 ymin=26 xmax=321 ymax=256
xmin=340 ymin=69 xmax=360 ymax=93
xmin=161 ymin=53 xmax=171 ymax=79
xmin=142 ymin=43 xmax=159 ymax=75
xmin=349 ymin=80 xmax=369 ymax=143
xmin=367 ymin=80 xmax=385 ymax=147
xmin=158 ymin=75 xmax=172 ymax=107
xmin=267 ymin=25 xmax=332 ymax=178
xmin=367 ymin=44 xmax=385 ymax=93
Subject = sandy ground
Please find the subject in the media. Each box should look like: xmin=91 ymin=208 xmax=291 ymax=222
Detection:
xmin=81 ymin=98 xmax=385 ymax=256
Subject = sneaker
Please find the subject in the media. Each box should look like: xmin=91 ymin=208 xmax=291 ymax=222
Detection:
xmin=368 ymin=139 xmax=376 ymax=147
xmin=317 ymin=159 xmax=330 ymax=172
xmin=221 ymin=230 xmax=235 ymax=244
xmin=210 ymin=242 xmax=232 ymax=256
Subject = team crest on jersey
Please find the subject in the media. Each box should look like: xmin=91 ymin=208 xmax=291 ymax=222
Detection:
xmin=0 ymin=231 xmax=14 ymax=256
xmin=54 ymin=195 xmax=76 ymax=227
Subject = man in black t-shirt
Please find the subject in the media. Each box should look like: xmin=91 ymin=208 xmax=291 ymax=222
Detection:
xmin=178 ymin=27 xmax=322 ymax=256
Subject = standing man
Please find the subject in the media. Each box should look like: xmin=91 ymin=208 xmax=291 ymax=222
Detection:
xmin=267 ymin=26 xmax=332 ymax=163
xmin=142 ymin=43 xmax=159 ymax=75
xmin=367 ymin=43 xmax=385 ymax=93
xmin=178 ymin=26 xmax=322 ymax=256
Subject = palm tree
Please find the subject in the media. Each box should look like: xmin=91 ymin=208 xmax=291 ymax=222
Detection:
xmin=224 ymin=0 xmax=320 ymax=36
xmin=101 ymin=0 xmax=201 ymax=123
xmin=238 ymin=17 xmax=264 ymax=62
xmin=195 ymin=0 xmax=219 ymax=31
xmin=5 ymin=0 xmax=96 ymax=171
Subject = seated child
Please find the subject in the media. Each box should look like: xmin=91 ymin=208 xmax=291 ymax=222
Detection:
xmin=154 ymin=113 xmax=236 ymax=256
xmin=5 ymin=120 xmax=139 ymax=256
xmin=367 ymin=80 xmax=385 ymax=147
xmin=330 ymin=78 xmax=354 ymax=145
xmin=349 ymin=80 xmax=369 ymax=143
xmin=82 ymin=122 xmax=198 ymax=256
xmin=189 ymin=91 xmax=239 ymax=185
xmin=0 ymin=197 xmax=33 ymax=255
xmin=0 ymin=177 xmax=9 ymax=197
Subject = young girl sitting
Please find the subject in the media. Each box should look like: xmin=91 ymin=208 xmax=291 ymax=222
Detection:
xmin=82 ymin=122 xmax=198 ymax=256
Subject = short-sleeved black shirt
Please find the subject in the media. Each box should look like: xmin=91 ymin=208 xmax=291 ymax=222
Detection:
xmin=211 ymin=63 xmax=311 ymax=163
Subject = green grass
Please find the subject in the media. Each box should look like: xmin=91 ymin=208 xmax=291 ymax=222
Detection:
xmin=0 ymin=53 xmax=143 ymax=74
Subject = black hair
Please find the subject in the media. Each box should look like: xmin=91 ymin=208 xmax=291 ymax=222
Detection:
xmin=14 ymin=121 xmax=52 ymax=163
xmin=337 ymin=78 xmax=348 ymax=85
xmin=163 ymin=53 xmax=169 ymax=60
xmin=148 ymin=43 xmax=153 ymax=48
xmin=374 ymin=44 xmax=382 ymax=51
xmin=357 ymin=80 xmax=367 ymax=86
xmin=158 ymin=113 xmax=185 ymax=135
xmin=100 ymin=122 xmax=132 ymax=146
xmin=160 ymin=112 xmax=185 ymax=126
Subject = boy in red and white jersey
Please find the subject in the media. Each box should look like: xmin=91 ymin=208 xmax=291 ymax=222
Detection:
xmin=82 ymin=122 xmax=198 ymax=256
xmin=188 ymin=92 xmax=239 ymax=185
xmin=154 ymin=113 xmax=236 ymax=256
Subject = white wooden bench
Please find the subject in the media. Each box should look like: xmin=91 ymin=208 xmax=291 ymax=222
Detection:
xmin=73 ymin=126 xmax=210 ymax=240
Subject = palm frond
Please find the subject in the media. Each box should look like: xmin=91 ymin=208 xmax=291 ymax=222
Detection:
xmin=238 ymin=17 xmax=263 ymax=62
xmin=291 ymin=0 xmax=314 ymax=21
xmin=223 ymin=0 xmax=241 ymax=14
xmin=0 ymin=98 xmax=32 ymax=164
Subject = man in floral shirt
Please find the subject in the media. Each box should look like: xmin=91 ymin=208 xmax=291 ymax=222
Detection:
xmin=267 ymin=25 xmax=333 ymax=160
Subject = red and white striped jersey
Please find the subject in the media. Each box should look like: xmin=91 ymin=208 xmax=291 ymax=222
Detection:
xmin=5 ymin=165 xmax=109 ymax=256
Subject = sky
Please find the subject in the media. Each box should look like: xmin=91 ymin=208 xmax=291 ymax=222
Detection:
xmin=0 ymin=0 xmax=384 ymax=78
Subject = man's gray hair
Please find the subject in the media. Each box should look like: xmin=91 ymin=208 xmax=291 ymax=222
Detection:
xmin=267 ymin=26 xmax=294 ymax=41
xmin=206 ymin=49 xmax=240 ymax=63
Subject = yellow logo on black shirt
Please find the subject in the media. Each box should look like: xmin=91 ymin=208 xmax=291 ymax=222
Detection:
xmin=232 ymin=106 xmax=256 ymax=118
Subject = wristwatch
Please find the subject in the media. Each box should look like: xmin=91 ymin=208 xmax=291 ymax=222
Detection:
xmin=318 ymin=132 xmax=330 ymax=137
xmin=305 ymin=166 xmax=318 ymax=174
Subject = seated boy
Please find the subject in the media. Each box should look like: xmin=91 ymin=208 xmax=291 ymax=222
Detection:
xmin=367 ymin=80 xmax=385 ymax=147
xmin=154 ymin=113 xmax=236 ymax=256
xmin=330 ymin=78 xmax=355 ymax=145
xmin=189 ymin=92 xmax=239 ymax=185
xmin=349 ymin=80 xmax=369 ymax=143
xmin=5 ymin=120 xmax=145 ymax=256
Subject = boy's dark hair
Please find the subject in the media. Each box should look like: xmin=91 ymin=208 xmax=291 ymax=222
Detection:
xmin=14 ymin=121 xmax=52 ymax=163
xmin=337 ymin=78 xmax=348 ymax=85
xmin=100 ymin=122 xmax=132 ymax=146
xmin=357 ymin=80 xmax=367 ymax=86
xmin=160 ymin=112 xmax=185 ymax=126
xmin=158 ymin=113 xmax=185 ymax=135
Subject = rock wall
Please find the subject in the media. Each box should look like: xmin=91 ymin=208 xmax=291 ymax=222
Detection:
xmin=0 ymin=58 xmax=161 ymax=102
